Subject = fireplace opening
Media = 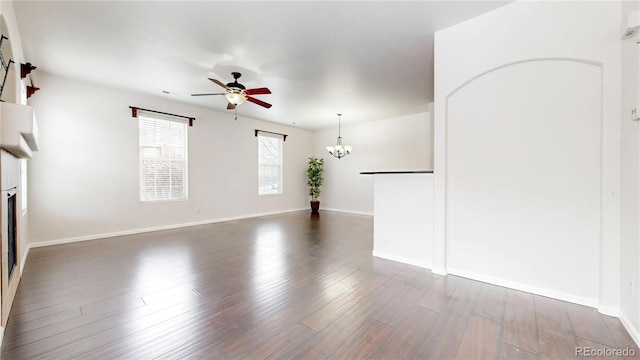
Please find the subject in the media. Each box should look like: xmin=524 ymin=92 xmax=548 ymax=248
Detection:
xmin=7 ymin=188 xmax=17 ymax=278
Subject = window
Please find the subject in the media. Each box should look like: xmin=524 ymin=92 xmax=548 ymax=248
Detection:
xmin=20 ymin=159 xmax=27 ymax=213
xmin=138 ymin=115 xmax=188 ymax=202
xmin=258 ymin=133 xmax=283 ymax=195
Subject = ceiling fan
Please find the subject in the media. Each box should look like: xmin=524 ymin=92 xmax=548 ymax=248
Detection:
xmin=191 ymin=72 xmax=272 ymax=110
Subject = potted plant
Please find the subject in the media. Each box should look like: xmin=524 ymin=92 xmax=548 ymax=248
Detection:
xmin=307 ymin=157 xmax=324 ymax=212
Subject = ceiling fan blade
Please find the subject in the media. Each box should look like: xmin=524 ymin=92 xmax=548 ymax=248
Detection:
xmin=191 ymin=93 xmax=226 ymax=96
xmin=227 ymin=102 xmax=236 ymax=110
xmin=209 ymin=78 xmax=229 ymax=90
xmin=246 ymin=96 xmax=272 ymax=109
xmin=245 ymin=87 xmax=271 ymax=95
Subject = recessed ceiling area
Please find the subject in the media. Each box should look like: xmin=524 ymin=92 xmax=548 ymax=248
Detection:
xmin=13 ymin=1 xmax=510 ymax=131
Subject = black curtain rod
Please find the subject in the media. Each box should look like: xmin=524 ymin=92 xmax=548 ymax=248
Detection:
xmin=129 ymin=106 xmax=195 ymax=127
xmin=255 ymin=129 xmax=287 ymax=141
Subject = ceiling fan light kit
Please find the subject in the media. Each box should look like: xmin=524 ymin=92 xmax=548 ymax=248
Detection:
xmin=326 ymin=113 xmax=352 ymax=159
xmin=225 ymin=89 xmax=246 ymax=105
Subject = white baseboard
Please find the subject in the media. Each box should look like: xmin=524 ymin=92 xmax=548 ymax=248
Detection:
xmin=19 ymin=245 xmax=30 ymax=273
xmin=619 ymin=312 xmax=640 ymax=348
xmin=597 ymin=305 xmax=619 ymax=317
xmin=372 ymin=250 xmax=432 ymax=269
xmin=30 ymin=208 xmax=308 ymax=249
xmin=370 ymin=257 xmax=603 ymax=312
xmin=431 ymin=267 xmax=448 ymax=276
xmin=447 ymin=267 xmax=598 ymax=308
xmin=322 ymin=208 xmax=374 ymax=216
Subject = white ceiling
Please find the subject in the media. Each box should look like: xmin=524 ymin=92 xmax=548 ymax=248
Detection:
xmin=13 ymin=0 xmax=510 ymax=131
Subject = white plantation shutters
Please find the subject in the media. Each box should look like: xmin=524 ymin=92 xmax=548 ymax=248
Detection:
xmin=258 ymin=133 xmax=283 ymax=195
xmin=139 ymin=115 xmax=188 ymax=202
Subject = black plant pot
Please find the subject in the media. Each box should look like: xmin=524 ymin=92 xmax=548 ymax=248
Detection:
xmin=310 ymin=200 xmax=320 ymax=213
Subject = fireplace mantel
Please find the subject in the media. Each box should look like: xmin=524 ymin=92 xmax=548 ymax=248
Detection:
xmin=0 ymin=102 xmax=39 ymax=159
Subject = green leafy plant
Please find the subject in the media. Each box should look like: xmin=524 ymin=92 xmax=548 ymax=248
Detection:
xmin=307 ymin=157 xmax=324 ymax=201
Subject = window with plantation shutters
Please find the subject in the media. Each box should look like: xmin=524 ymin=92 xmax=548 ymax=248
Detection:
xmin=258 ymin=133 xmax=283 ymax=195
xmin=138 ymin=115 xmax=188 ymax=202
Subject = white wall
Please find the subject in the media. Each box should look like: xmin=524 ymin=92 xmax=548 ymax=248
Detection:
xmin=373 ymin=173 xmax=434 ymax=268
xmin=313 ymin=112 xmax=431 ymax=214
xmin=26 ymin=76 xmax=432 ymax=246
xmin=434 ymin=1 xmax=622 ymax=312
xmin=620 ymin=0 xmax=640 ymax=344
xmin=28 ymin=72 xmax=314 ymax=245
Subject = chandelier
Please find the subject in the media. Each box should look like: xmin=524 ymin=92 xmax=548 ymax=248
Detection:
xmin=326 ymin=113 xmax=352 ymax=159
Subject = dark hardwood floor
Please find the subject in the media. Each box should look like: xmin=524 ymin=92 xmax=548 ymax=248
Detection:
xmin=1 ymin=211 xmax=637 ymax=359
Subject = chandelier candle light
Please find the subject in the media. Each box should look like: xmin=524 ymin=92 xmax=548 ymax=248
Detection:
xmin=326 ymin=113 xmax=352 ymax=159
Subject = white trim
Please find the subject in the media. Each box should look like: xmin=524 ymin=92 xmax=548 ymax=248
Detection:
xmin=20 ymin=245 xmax=30 ymax=273
xmin=597 ymin=305 xmax=619 ymax=317
xmin=372 ymin=250 xmax=432 ymax=269
xmin=322 ymin=208 xmax=373 ymax=216
xmin=431 ymin=267 xmax=448 ymax=276
xmin=29 ymin=208 xmax=307 ymax=248
xmin=0 ymin=325 xmax=4 ymax=348
xmin=447 ymin=267 xmax=598 ymax=308
xmin=619 ymin=311 xmax=640 ymax=348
